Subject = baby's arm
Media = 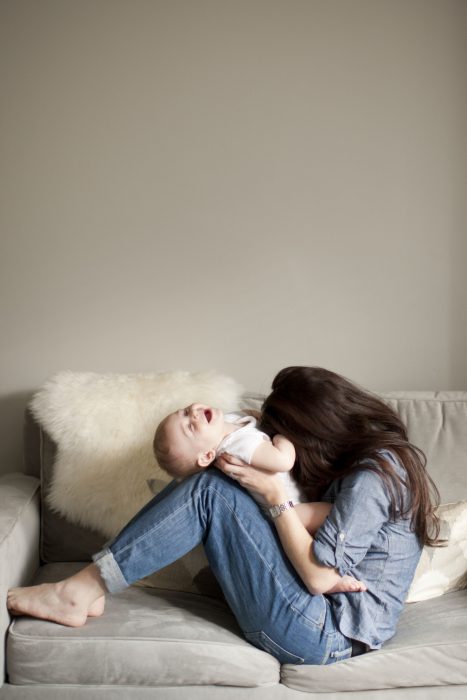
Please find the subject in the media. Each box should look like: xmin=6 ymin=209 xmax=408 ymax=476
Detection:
xmin=249 ymin=435 xmax=295 ymax=473
xmin=294 ymin=502 xmax=367 ymax=595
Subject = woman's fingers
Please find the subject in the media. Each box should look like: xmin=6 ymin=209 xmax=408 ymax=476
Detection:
xmin=216 ymin=453 xmax=247 ymax=475
xmin=215 ymin=458 xmax=287 ymax=502
xmin=216 ymin=455 xmax=248 ymax=482
xmin=218 ymin=452 xmax=247 ymax=467
xmin=216 ymin=453 xmax=282 ymax=489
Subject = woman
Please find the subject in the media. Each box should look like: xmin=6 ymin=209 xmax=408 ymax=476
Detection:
xmin=8 ymin=367 xmax=440 ymax=665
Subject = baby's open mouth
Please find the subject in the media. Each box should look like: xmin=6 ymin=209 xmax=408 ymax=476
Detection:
xmin=204 ymin=409 xmax=212 ymax=423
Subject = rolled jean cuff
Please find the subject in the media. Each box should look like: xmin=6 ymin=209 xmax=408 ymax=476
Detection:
xmin=92 ymin=548 xmax=128 ymax=594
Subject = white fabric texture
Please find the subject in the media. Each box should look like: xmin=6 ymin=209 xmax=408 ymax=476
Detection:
xmin=218 ymin=412 xmax=269 ymax=463
xmin=218 ymin=412 xmax=306 ymax=507
xmin=406 ymin=500 xmax=467 ymax=603
xmin=30 ymin=370 xmax=243 ymax=537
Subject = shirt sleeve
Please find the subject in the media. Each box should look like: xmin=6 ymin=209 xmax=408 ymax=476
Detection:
xmin=219 ymin=427 xmax=269 ymax=464
xmin=313 ymin=468 xmax=392 ymax=576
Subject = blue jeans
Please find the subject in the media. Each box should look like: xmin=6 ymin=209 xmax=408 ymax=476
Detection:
xmin=93 ymin=470 xmax=353 ymax=665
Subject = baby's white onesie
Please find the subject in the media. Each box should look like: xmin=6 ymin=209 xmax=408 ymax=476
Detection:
xmin=218 ymin=412 xmax=306 ymax=507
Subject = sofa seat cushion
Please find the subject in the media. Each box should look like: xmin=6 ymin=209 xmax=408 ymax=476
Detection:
xmin=281 ymin=589 xmax=467 ymax=693
xmin=7 ymin=564 xmax=279 ymax=687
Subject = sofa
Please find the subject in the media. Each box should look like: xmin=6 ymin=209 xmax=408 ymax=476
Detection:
xmin=1 ymin=387 xmax=467 ymax=699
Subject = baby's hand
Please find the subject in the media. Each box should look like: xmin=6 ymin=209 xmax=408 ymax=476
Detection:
xmin=327 ymin=576 xmax=367 ymax=594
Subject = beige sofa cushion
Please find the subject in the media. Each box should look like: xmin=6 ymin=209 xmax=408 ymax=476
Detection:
xmin=9 ymin=564 xmax=467 ymax=692
xmin=407 ymin=500 xmax=467 ymax=602
xmin=245 ymin=391 xmax=467 ymax=503
xmin=0 ymin=473 xmax=40 ymax=688
xmin=382 ymin=392 xmax=467 ymax=504
xmin=281 ymin=589 xmax=467 ymax=693
xmin=27 ymin=389 xmax=467 ymax=565
xmin=7 ymin=564 xmax=279 ymax=688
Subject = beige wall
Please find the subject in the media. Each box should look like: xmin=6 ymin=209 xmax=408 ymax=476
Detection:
xmin=1 ymin=0 xmax=466 ymax=475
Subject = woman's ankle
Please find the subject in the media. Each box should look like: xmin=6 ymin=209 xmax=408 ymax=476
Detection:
xmin=61 ymin=564 xmax=107 ymax=605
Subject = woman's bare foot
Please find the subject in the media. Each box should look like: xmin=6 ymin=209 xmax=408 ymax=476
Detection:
xmin=87 ymin=595 xmax=106 ymax=617
xmin=7 ymin=582 xmax=90 ymax=627
xmin=7 ymin=564 xmax=108 ymax=627
xmin=327 ymin=575 xmax=367 ymax=594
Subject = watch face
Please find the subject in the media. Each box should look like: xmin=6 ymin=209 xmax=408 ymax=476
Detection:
xmin=268 ymin=505 xmax=280 ymax=519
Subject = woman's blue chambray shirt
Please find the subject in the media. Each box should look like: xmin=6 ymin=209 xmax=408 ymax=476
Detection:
xmin=313 ymin=450 xmax=423 ymax=649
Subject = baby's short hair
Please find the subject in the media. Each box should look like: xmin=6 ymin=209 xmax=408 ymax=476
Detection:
xmin=153 ymin=416 xmax=194 ymax=477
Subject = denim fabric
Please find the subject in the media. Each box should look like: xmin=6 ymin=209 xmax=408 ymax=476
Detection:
xmin=313 ymin=450 xmax=423 ymax=649
xmin=93 ymin=470 xmax=352 ymax=665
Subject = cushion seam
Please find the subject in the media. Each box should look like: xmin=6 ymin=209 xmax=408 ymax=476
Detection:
xmin=9 ymin=628 xmax=467 ymax=649
xmin=8 ymin=629 xmax=257 ymax=646
xmin=6 ymin=681 xmax=279 ymax=689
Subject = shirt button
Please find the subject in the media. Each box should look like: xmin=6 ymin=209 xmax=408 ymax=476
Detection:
xmin=338 ymin=532 xmax=345 ymax=541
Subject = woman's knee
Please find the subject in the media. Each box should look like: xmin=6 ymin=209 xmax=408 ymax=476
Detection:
xmin=187 ymin=468 xmax=263 ymax=518
xmin=190 ymin=467 xmax=236 ymax=491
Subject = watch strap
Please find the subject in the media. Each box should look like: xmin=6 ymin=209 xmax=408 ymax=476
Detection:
xmin=268 ymin=500 xmax=294 ymax=519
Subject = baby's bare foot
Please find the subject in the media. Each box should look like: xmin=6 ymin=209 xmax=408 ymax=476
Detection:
xmin=327 ymin=575 xmax=367 ymax=594
xmin=8 ymin=582 xmax=91 ymax=627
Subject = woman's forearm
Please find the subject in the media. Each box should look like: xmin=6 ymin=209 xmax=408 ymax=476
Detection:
xmin=263 ymin=486 xmax=343 ymax=595
xmin=272 ymin=506 xmax=344 ymax=595
xmin=214 ymin=460 xmax=345 ymax=595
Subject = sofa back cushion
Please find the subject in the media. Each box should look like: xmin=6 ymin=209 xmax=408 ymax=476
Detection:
xmin=245 ymin=391 xmax=467 ymax=504
xmin=382 ymin=392 xmax=467 ymax=504
xmin=24 ymin=408 xmax=106 ymax=562
xmin=24 ymin=387 xmax=467 ymax=564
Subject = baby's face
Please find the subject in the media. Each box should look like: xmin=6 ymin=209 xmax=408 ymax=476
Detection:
xmin=162 ymin=403 xmax=225 ymax=474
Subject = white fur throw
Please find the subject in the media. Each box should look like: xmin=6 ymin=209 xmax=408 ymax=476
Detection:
xmin=30 ymin=370 xmax=243 ymax=537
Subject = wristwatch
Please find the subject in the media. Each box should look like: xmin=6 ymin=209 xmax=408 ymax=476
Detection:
xmin=268 ymin=501 xmax=294 ymax=519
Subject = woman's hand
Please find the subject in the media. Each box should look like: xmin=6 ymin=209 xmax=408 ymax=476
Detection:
xmin=217 ymin=454 xmax=361 ymax=597
xmin=216 ymin=453 xmax=287 ymax=506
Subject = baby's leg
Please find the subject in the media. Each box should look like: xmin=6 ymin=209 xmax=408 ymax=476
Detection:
xmin=294 ymin=501 xmax=332 ymax=535
xmin=294 ymin=503 xmax=367 ymax=594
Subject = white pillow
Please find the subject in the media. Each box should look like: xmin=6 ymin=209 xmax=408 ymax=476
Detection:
xmin=406 ymin=500 xmax=467 ymax=603
xmin=30 ymin=369 xmax=243 ymax=537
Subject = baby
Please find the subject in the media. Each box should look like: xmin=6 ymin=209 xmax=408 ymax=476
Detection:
xmin=154 ymin=403 xmax=366 ymax=595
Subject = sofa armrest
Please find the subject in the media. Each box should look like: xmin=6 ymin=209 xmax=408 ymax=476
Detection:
xmin=0 ymin=472 xmax=40 ymax=685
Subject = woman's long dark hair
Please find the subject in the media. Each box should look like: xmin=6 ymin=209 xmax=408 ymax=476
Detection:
xmin=259 ymin=366 xmax=440 ymax=546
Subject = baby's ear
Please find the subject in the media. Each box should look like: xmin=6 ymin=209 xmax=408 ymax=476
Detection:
xmin=197 ymin=450 xmax=217 ymax=468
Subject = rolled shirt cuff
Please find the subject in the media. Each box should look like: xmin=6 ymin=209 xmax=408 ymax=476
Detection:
xmin=313 ymin=520 xmax=349 ymax=576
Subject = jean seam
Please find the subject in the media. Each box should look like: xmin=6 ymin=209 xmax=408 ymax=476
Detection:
xmin=206 ymin=485 xmax=297 ymax=604
xmin=246 ymin=630 xmax=305 ymax=664
xmin=212 ymin=486 xmax=327 ymax=630
xmin=319 ymin=631 xmax=334 ymax=664
xmin=109 ymin=479 xmax=320 ymax=623
xmin=120 ymin=480 xmax=300 ymax=608
xmin=289 ymin=602 xmax=326 ymax=631
xmin=112 ymin=499 xmax=195 ymax=559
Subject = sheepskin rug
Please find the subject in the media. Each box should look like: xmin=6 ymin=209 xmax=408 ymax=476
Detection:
xmin=30 ymin=370 xmax=243 ymax=538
